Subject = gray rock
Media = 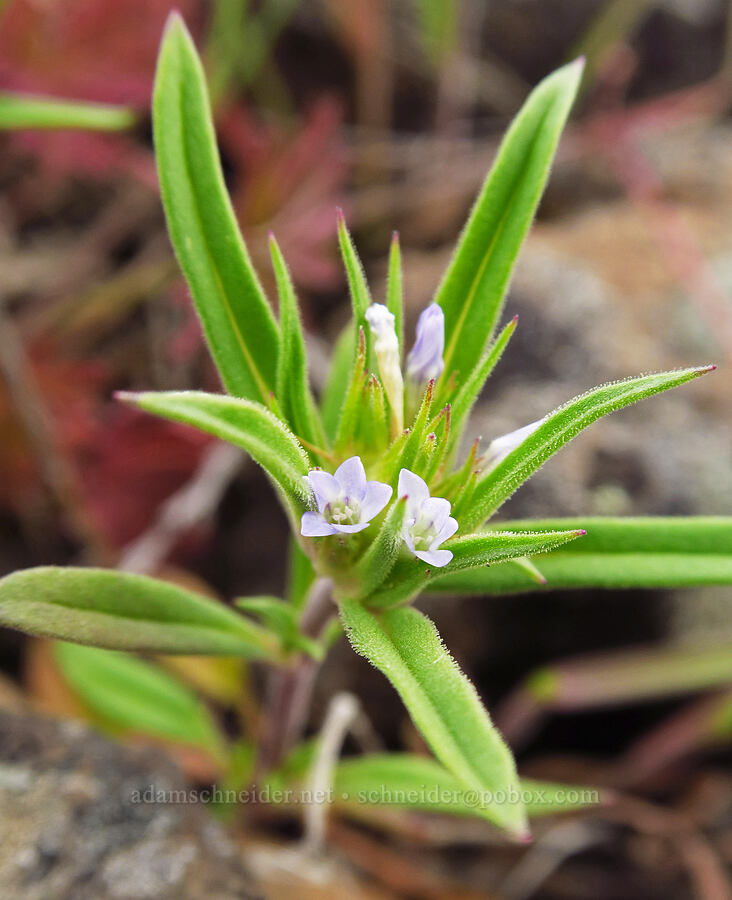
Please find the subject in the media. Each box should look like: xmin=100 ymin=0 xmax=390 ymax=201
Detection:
xmin=0 ymin=711 xmax=263 ymax=900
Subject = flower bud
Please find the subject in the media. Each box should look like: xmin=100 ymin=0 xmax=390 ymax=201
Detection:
xmin=365 ymin=303 xmax=404 ymax=434
xmin=406 ymin=303 xmax=445 ymax=385
xmin=481 ymin=417 xmax=545 ymax=472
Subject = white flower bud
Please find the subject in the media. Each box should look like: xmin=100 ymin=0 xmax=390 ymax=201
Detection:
xmin=365 ymin=303 xmax=404 ymax=434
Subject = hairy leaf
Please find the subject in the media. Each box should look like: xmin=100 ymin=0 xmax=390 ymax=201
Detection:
xmin=468 ymin=365 xmax=715 ymax=526
xmin=433 ymin=517 xmax=732 ymax=594
xmin=119 ymin=390 xmax=310 ymax=519
xmin=386 ymin=231 xmax=404 ymax=355
xmin=366 ymin=528 xmax=585 ymax=608
xmin=356 ymin=498 xmax=409 ymax=596
xmin=0 ymin=567 xmax=281 ymax=658
xmin=334 ymin=753 xmax=600 ymax=821
xmin=321 ymin=325 xmax=355 ymax=441
xmin=270 ymin=236 xmax=326 ymax=451
xmin=153 ymin=14 xmax=279 ymax=400
xmin=436 ymin=59 xmax=582 ymax=385
xmin=448 ymin=316 xmax=517 ymax=441
xmin=337 ymin=211 xmax=373 ymax=364
xmin=340 ymin=598 xmax=527 ymax=836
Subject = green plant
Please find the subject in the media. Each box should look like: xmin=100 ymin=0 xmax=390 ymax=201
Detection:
xmin=0 ymin=13 xmax=729 ymax=840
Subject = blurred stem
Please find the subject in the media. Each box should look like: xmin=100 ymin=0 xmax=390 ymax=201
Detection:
xmin=257 ymin=576 xmax=336 ymax=774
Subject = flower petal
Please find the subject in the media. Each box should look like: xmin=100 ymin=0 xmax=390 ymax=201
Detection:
xmin=334 ymin=456 xmax=368 ymax=502
xmin=397 ymin=468 xmax=430 ymax=511
xmin=402 ymin=522 xmax=416 ymax=553
xmin=418 ymin=496 xmax=451 ymax=533
xmin=433 ymin=516 xmax=459 ymax=547
xmin=482 ymin=417 xmax=545 ymax=471
xmin=333 ymin=521 xmax=371 ymax=534
xmin=360 ymin=480 xmax=393 ymax=522
xmin=414 ymin=548 xmax=453 ymax=567
xmin=301 ymin=511 xmax=337 ymax=536
xmin=307 ymin=470 xmax=341 ymax=513
xmin=406 ymin=303 xmax=445 ymax=383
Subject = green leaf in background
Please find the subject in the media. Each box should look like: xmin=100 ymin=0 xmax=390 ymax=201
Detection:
xmin=366 ymin=528 xmax=585 ymax=608
xmin=0 ymin=92 xmax=135 ymax=131
xmin=55 ymin=642 xmax=224 ymax=758
xmin=467 ymin=365 xmax=715 ymax=527
xmin=0 ymin=567 xmax=281 ymax=658
xmin=340 ymin=598 xmax=527 ymax=836
xmin=153 ymin=13 xmax=279 ymax=401
xmin=270 ymin=235 xmax=327 ymax=452
xmin=334 ymin=753 xmax=600 ymax=821
xmin=436 ymin=59 xmax=583 ymax=385
xmin=119 ymin=390 xmax=310 ymax=519
xmin=517 ymin=642 xmax=732 ymax=713
xmin=413 ymin=0 xmax=459 ymax=66
xmin=433 ymin=517 xmax=732 ymax=594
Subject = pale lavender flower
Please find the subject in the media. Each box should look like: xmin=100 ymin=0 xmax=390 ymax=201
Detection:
xmin=398 ymin=468 xmax=458 ymax=567
xmin=301 ymin=456 xmax=392 ymax=537
xmin=406 ymin=303 xmax=445 ymax=384
xmin=481 ymin=417 xmax=546 ymax=472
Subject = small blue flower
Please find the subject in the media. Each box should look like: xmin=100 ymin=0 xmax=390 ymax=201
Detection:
xmin=301 ymin=456 xmax=392 ymax=537
xmin=406 ymin=303 xmax=445 ymax=384
xmin=398 ymin=468 xmax=458 ymax=567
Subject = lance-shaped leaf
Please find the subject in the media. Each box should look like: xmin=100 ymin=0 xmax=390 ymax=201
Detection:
xmin=432 ymin=516 xmax=732 ymax=594
xmin=55 ymin=643 xmax=225 ymax=758
xmin=0 ymin=567 xmax=282 ymax=658
xmin=234 ymin=595 xmax=323 ymax=659
xmin=153 ymin=14 xmax=279 ymax=401
xmin=393 ymin=380 xmax=435 ymax=475
xmin=366 ymin=528 xmax=585 ymax=608
xmin=334 ymin=754 xmax=600 ymax=822
xmin=447 ymin=316 xmax=517 ymax=444
xmin=321 ymin=325 xmax=355 ymax=441
xmin=436 ymin=59 xmax=582 ymax=384
xmin=0 ymin=92 xmax=135 ymax=131
xmin=386 ymin=232 xmax=404 ymax=355
xmin=270 ymin=236 xmax=327 ymax=452
xmin=340 ymin=598 xmax=527 ymax=836
xmin=356 ymin=497 xmax=409 ymax=596
xmin=334 ymin=327 xmax=368 ymax=453
xmin=467 ymin=365 xmax=715 ymax=526
xmin=337 ymin=211 xmax=373 ymax=363
xmin=119 ymin=391 xmax=310 ymax=518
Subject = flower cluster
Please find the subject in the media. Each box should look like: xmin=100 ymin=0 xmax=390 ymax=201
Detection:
xmin=300 ymin=301 xmax=458 ymax=568
xmin=301 ymin=458 xmax=457 ymax=567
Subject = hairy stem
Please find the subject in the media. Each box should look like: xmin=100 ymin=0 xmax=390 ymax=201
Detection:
xmin=257 ymin=577 xmax=335 ymax=774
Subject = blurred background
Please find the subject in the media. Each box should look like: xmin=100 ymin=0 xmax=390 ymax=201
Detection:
xmin=0 ymin=1 xmax=731 ymax=897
